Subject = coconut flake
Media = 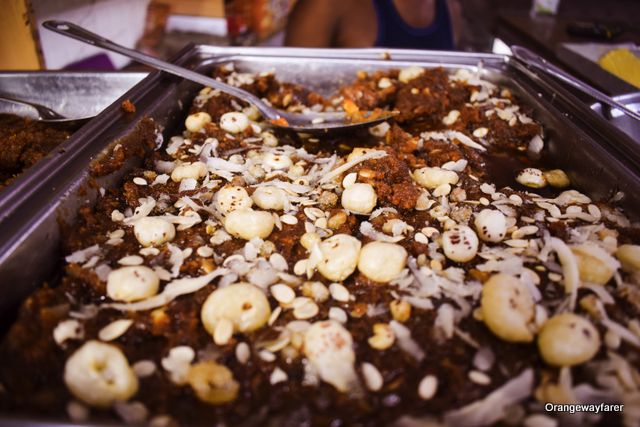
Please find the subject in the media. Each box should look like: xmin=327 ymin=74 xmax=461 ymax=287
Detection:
xmin=207 ymin=157 xmax=246 ymax=173
xmin=442 ymin=159 xmax=468 ymax=172
xmin=104 ymin=269 xmax=228 ymax=312
xmin=550 ymin=237 xmax=580 ymax=310
xmin=601 ymin=319 xmax=640 ymax=348
xmin=165 ymin=136 xmax=185 ymax=155
xmin=160 ymin=212 xmax=203 ymax=230
xmin=421 ymin=131 xmax=486 ymax=152
xmin=444 ymin=369 xmax=534 ymax=427
xmin=389 ymin=320 xmax=425 ymax=361
xmin=369 ymin=207 xmax=398 ymax=220
xmin=167 ymin=244 xmax=185 ymax=277
xmin=65 ymin=245 xmax=100 ymax=264
xmin=253 ymin=179 xmax=311 ymax=194
xmin=582 ymin=283 xmax=615 ymax=305
xmin=319 ymin=150 xmax=388 ymax=184
xmin=123 ymin=197 xmax=157 ymax=225
xmin=360 ymin=221 xmax=404 ymax=243
xmin=434 ymin=303 xmax=456 ymax=339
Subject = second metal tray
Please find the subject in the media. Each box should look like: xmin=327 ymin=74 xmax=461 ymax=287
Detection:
xmin=0 ymin=71 xmax=148 ymax=119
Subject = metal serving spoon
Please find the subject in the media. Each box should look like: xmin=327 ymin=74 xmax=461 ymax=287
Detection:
xmin=511 ymin=45 xmax=640 ymax=122
xmin=0 ymin=93 xmax=90 ymax=126
xmin=43 ymin=20 xmax=396 ymax=134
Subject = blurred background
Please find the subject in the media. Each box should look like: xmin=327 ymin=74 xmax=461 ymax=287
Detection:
xmin=1 ymin=0 xmax=638 ymax=94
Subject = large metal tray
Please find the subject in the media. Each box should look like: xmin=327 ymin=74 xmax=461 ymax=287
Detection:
xmin=0 ymin=45 xmax=639 ymax=426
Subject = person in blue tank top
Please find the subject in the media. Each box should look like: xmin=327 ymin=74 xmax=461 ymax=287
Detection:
xmin=285 ymin=0 xmax=461 ymax=49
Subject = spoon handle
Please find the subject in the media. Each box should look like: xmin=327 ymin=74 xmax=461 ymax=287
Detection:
xmin=511 ymin=45 xmax=640 ymax=122
xmin=43 ymin=20 xmax=278 ymax=120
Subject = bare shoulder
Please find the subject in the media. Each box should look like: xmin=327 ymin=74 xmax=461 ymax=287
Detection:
xmin=285 ymin=0 xmax=343 ymax=47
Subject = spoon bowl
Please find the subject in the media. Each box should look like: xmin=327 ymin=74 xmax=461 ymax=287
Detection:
xmin=0 ymin=93 xmax=91 ymax=126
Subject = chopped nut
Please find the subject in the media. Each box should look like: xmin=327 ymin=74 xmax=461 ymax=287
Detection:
xmin=293 ymin=298 xmax=319 ymax=319
xmin=329 ymin=282 xmax=350 ymax=302
xmin=544 ymin=169 xmax=570 ymax=188
xmin=616 ymin=244 xmax=640 ymax=272
xmin=54 ymin=319 xmax=84 ymax=346
xmin=300 ymin=232 xmax=321 ymax=250
xmin=280 ymin=214 xmax=298 ymax=225
xmin=516 ymin=168 xmax=547 ymax=188
xmin=442 ymin=110 xmax=460 ymax=126
xmin=358 ymin=168 xmax=376 ymax=179
xmin=433 ymin=183 xmax=452 ymax=197
xmin=399 ymin=66 xmax=425 ymax=83
xmin=412 ymin=167 xmax=458 ymax=189
xmin=368 ymin=323 xmax=395 ymax=350
xmin=98 ymin=319 xmax=134 ymax=342
xmin=473 ymin=127 xmax=489 ymax=138
xmin=132 ymin=360 xmax=156 ymax=378
xmin=418 ymin=375 xmax=438 ymax=400
xmin=329 ymin=307 xmax=348 ymax=323
xmin=328 ymin=211 xmax=348 ymax=229
xmin=318 ymin=191 xmax=339 ymax=208
xmin=301 ymin=281 xmax=330 ymax=302
xmin=187 ymin=361 xmax=239 ymax=405
xmin=390 ymin=300 xmax=411 ymax=322
xmin=361 ymin=362 xmax=384 ymax=391
xmin=342 ymin=172 xmax=357 ymax=188
xmin=571 ymin=243 xmax=619 ymax=285
xmin=378 ymin=77 xmax=392 ymax=89
xmin=185 ymin=112 xmax=211 ymax=133
xmin=235 ymin=342 xmax=250 ymax=364
xmin=171 ymin=161 xmax=207 ymax=183
xmin=270 ymin=284 xmax=296 ymax=305
xmin=468 ymin=370 xmax=491 ymax=385
xmin=213 ymin=318 xmax=234 ymax=345
xmin=270 ymin=367 xmax=288 ymax=385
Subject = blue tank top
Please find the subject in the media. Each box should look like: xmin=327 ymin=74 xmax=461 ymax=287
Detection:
xmin=373 ymin=0 xmax=454 ymax=50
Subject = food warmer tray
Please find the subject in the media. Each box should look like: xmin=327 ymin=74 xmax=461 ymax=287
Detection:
xmin=0 ymin=45 xmax=638 ymax=426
